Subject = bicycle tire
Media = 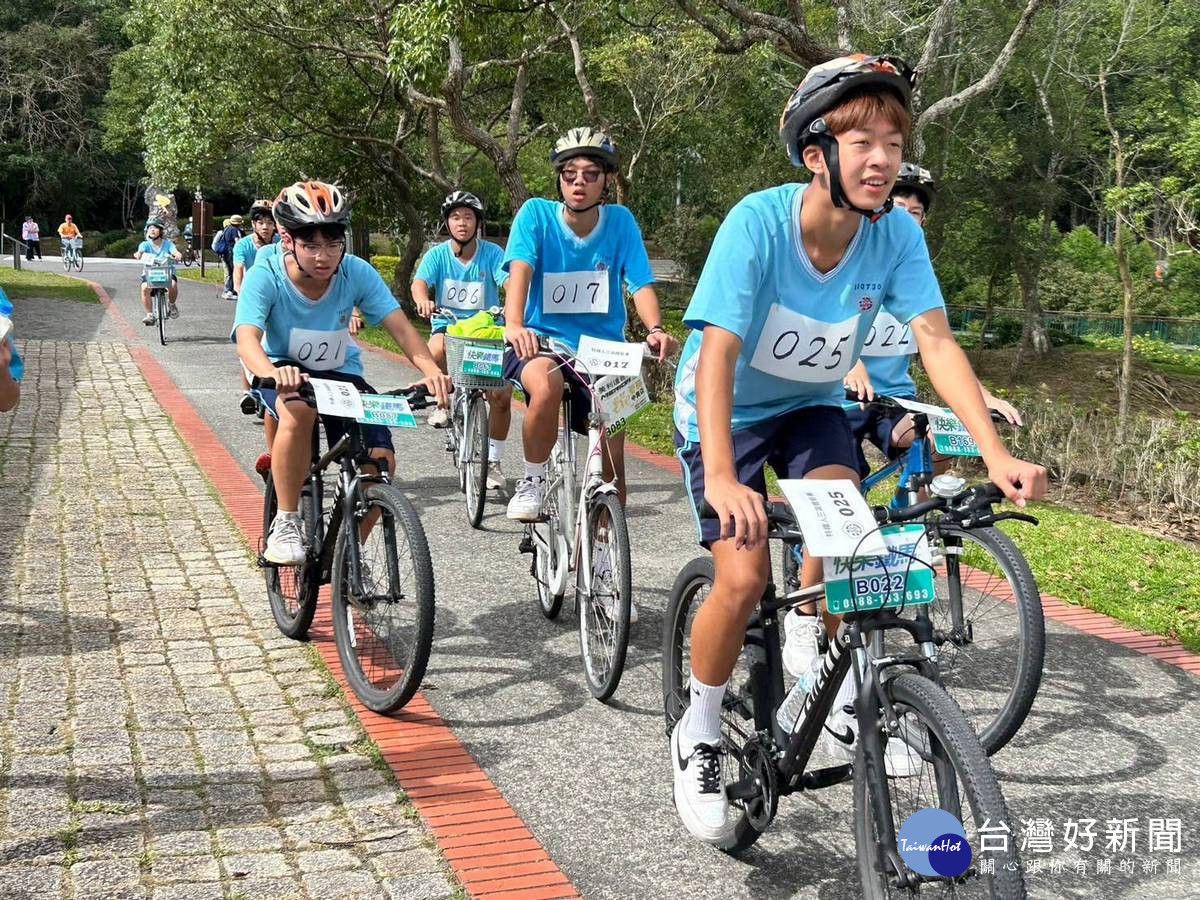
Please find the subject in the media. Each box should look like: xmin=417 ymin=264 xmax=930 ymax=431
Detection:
xmin=853 ymin=673 xmax=1025 ymax=899
xmin=61 ymin=251 xmax=70 ymax=271
xmin=464 ymin=394 xmax=489 ymax=528
xmin=931 ymin=524 xmax=1044 ymax=756
xmin=578 ymin=492 xmax=632 ymax=701
xmin=155 ymin=290 xmax=167 ymax=346
xmin=662 ymin=556 xmax=766 ymax=855
xmin=331 ymin=482 xmax=435 ymax=713
xmin=262 ymin=474 xmax=320 ymax=639
xmin=74 ymin=251 xmax=83 ymax=272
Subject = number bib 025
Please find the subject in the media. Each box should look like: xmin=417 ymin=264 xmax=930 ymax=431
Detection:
xmin=860 ymin=309 xmax=915 ymax=358
xmin=543 ymin=270 xmax=609 ymax=315
xmin=442 ymin=279 xmax=485 ymax=311
xmin=749 ymin=305 xmax=860 ymax=383
xmin=287 ymin=327 xmax=350 ymax=371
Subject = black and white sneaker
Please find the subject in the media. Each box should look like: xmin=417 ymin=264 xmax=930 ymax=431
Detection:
xmin=670 ymin=711 xmax=731 ymax=843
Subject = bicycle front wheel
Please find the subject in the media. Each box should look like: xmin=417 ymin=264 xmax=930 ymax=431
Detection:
xmin=262 ymin=474 xmax=319 ymax=639
xmin=931 ymin=524 xmax=1044 ymax=756
xmin=853 ymin=673 xmax=1025 ymax=898
xmin=463 ymin=394 xmax=489 ymax=528
xmin=577 ymin=492 xmax=632 ymax=701
xmin=154 ymin=290 xmax=167 ymax=345
xmin=73 ymin=251 xmax=83 ymax=272
xmin=331 ymin=482 xmax=435 ymax=714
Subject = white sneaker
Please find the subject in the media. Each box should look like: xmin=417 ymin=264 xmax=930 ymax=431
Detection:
xmin=142 ymin=313 xmax=156 ymax=326
xmin=485 ymin=460 xmax=507 ymax=494
xmin=263 ymin=516 xmax=306 ymax=566
xmin=427 ymin=407 xmax=450 ymax=428
xmin=506 ymin=477 xmax=545 ymax=522
xmin=670 ymin=711 xmax=730 ymax=844
xmin=823 ymin=703 xmax=928 ymax=777
xmin=782 ymin=610 xmax=821 ymax=679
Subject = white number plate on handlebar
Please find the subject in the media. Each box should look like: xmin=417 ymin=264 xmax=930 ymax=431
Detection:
xmin=358 ymin=394 xmax=417 ymax=429
xmin=777 ymin=478 xmax=888 ymax=557
xmin=576 ymin=336 xmax=644 ymax=376
xmin=309 ymin=378 xmax=364 ymax=419
xmin=594 ymin=374 xmax=650 ymax=433
xmin=824 ymin=524 xmax=936 ymax=615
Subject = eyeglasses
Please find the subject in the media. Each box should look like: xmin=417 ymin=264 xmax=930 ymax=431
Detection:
xmin=295 ymin=239 xmax=345 ymax=257
xmin=559 ymin=168 xmax=604 ymax=184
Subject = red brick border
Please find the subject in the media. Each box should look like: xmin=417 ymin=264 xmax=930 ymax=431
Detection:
xmin=89 ymin=281 xmax=581 ymax=899
xmin=361 ymin=339 xmax=1200 ymax=676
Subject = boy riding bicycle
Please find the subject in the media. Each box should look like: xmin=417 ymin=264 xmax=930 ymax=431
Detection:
xmin=667 ymin=54 xmax=1047 ymax=844
xmin=501 ymin=127 xmax=678 ymax=523
xmin=413 ymin=191 xmax=514 ymax=492
xmin=135 ymin=218 xmax=184 ymax=326
xmin=233 ymin=180 xmax=451 ymax=566
xmin=57 ymin=215 xmax=82 ymax=255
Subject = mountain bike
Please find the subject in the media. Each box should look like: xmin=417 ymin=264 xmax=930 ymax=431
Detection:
xmin=143 ymin=256 xmax=174 ymax=347
xmin=179 ymin=241 xmax=198 ymax=267
xmin=664 ymin=484 xmax=1026 ymax=896
xmin=253 ymin=375 xmax=437 ymax=714
xmin=782 ymin=393 xmax=1045 ymax=756
xmin=439 ymin=306 xmax=504 ymax=528
xmin=517 ymin=336 xmax=654 ymax=701
xmin=61 ymin=239 xmax=83 ymax=272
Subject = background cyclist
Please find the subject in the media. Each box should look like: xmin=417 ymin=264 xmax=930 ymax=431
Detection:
xmin=135 ymin=217 xmax=183 ymax=326
xmin=57 ymin=214 xmax=82 ymax=258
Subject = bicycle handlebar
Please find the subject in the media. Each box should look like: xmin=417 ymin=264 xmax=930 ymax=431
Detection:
xmin=844 ymin=389 xmax=1010 ymax=426
xmin=249 ymin=376 xmax=434 ymax=410
xmin=431 ymin=305 xmax=503 ymax=321
xmin=533 ymin=335 xmax=657 ymax=363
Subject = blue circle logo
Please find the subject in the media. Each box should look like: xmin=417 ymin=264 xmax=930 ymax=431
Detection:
xmin=897 ymin=808 xmax=971 ymax=878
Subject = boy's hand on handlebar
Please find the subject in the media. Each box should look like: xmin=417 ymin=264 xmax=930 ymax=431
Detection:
xmin=646 ymin=329 xmax=678 ymax=362
xmin=419 ymin=372 xmax=453 ymax=408
xmin=986 ymin=455 xmax=1047 ymax=508
xmin=505 ymin=324 xmax=540 ymax=360
xmin=984 ymin=392 xmax=1023 ymax=426
xmin=706 ymin=477 xmax=767 ymax=551
xmin=843 ymin=362 xmax=874 ymax=402
xmin=272 ymin=365 xmax=307 ymax=394
xmin=416 ymin=297 xmax=435 ymax=319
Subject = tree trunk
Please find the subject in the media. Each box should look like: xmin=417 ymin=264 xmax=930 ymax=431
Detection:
xmin=393 ymin=197 xmax=424 ymax=314
xmin=1114 ymin=210 xmax=1135 ymax=437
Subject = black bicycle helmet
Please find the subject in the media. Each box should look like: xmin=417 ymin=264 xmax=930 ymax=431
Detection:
xmin=550 ymin=127 xmax=618 ymax=172
xmin=441 ymin=190 xmax=484 ymax=221
xmin=779 ymin=54 xmax=915 ymax=220
xmin=893 ymin=162 xmax=935 ymax=210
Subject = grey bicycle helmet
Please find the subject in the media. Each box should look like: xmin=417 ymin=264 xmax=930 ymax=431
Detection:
xmin=893 ymin=162 xmax=935 ymax=210
xmin=550 ymin=127 xmax=618 ymax=172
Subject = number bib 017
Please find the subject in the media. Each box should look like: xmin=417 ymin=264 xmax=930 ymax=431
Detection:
xmin=860 ymin=309 xmax=915 ymax=358
xmin=287 ymin=328 xmax=350 ymax=372
xmin=749 ymin=305 xmax=860 ymax=383
xmin=543 ymin=270 xmax=609 ymax=315
xmin=442 ymin=279 xmax=485 ymax=310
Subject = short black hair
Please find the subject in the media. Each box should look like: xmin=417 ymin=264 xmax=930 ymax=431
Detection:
xmin=287 ymin=223 xmax=346 ymax=243
xmin=892 ymin=187 xmax=928 ymax=208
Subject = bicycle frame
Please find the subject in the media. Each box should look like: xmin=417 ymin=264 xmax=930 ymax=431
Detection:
xmin=860 ymin=412 xmax=935 ymax=511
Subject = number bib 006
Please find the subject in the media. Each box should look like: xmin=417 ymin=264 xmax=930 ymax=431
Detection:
xmin=287 ymin=327 xmax=350 ymax=371
xmin=442 ymin=279 xmax=485 ymax=310
xmin=749 ymin=305 xmax=860 ymax=382
xmin=860 ymin=309 xmax=915 ymax=358
xmin=543 ymin=270 xmax=609 ymax=315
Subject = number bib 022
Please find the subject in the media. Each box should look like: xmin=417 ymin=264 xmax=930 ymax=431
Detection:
xmin=543 ymin=270 xmax=609 ymax=315
xmin=287 ymin=327 xmax=350 ymax=371
xmin=442 ymin=279 xmax=485 ymax=311
xmin=860 ymin=309 xmax=915 ymax=358
xmin=749 ymin=305 xmax=860 ymax=383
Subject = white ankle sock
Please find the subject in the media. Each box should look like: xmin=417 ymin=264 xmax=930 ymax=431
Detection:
xmin=489 ymin=439 xmax=505 ymax=463
xmin=683 ymin=673 xmax=726 ymax=746
xmin=524 ymin=460 xmax=547 ymax=481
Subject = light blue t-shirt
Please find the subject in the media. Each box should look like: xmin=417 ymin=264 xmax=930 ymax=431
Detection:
xmin=137 ymin=239 xmax=178 ymax=259
xmin=673 ymin=183 xmax=944 ymax=441
xmin=0 ymin=290 xmax=21 ymax=383
xmin=502 ymin=198 xmax=654 ymax=351
xmin=233 ymin=233 xmax=281 ymax=270
xmin=252 ymin=242 xmax=281 ymax=267
xmin=415 ymin=239 xmax=508 ymax=330
xmin=852 ymin=307 xmax=919 ymax=403
xmin=231 ymin=252 xmax=400 ymax=377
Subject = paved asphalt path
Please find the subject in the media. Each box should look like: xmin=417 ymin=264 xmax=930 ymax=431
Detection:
xmin=19 ymin=257 xmax=1200 ymax=898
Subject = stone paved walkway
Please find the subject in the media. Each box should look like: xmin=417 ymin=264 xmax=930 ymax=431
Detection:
xmin=0 ymin=339 xmax=458 ymax=899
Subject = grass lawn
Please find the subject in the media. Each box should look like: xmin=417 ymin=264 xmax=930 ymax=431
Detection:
xmin=0 ymin=268 xmax=98 ymax=303
xmin=177 ymin=267 xmax=224 ymax=285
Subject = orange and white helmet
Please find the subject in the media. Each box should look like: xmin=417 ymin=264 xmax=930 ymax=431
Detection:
xmin=273 ymin=181 xmax=350 ymax=232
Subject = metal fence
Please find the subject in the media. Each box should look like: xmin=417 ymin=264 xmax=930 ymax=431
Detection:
xmin=947 ymin=305 xmax=1200 ymax=347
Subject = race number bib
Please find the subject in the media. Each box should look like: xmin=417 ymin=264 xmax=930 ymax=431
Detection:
xmin=442 ymin=279 xmax=485 ymax=310
xmin=309 ymin=378 xmax=364 ymax=419
xmin=860 ymin=309 xmax=915 ymax=358
xmin=748 ymin=305 xmax=859 ymax=382
xmin=594 ymin=374 xmax=650 ymax=433
xmin=543 ymin=270 xmax=609 ymax=315
xmin=288 ymin=327 xmax=350 ymax=371
xmin=777 ymin=478 xmax=887 ymax=557
xmin=576 ymin=336 xmax=644 ymax=376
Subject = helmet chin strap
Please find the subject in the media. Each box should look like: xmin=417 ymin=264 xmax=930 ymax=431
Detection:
xmin=816 ymin=135 xmax=893 ymax=223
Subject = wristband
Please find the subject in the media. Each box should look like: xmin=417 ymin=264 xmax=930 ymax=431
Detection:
xmin=647 ymin=325 xmax=666 ymax=335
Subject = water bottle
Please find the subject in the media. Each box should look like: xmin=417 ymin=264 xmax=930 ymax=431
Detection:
xmin=776 ymin=661 xmax=818 ymax=734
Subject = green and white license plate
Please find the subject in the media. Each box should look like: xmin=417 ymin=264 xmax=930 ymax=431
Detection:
xmin=930 ymin=413 xmax=981 ymax=457
xmin=357 ymin=394 xmax=417 ymax=429
xmin=594 ymin=374 xmax=650 ymax=433
xmin=824 ymin=524 xmax=936 ymax=615
xmin=460 ymin=344 xmax=504 ymax=378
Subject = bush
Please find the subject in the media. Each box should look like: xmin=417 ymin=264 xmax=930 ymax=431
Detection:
xmin=370 ymin=255 xmax=400 ymax=287
xmin=104 ymin=236 xmax=141 ymax=258
xmin=1056 ymin=225 xmax=1116 ymax=276
xmin=97 ymin=228 xmax=130 ymax=247
xmin=651 ymin=205 xmax=718 ymax=281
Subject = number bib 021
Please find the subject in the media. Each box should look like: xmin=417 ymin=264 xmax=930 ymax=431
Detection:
xmin=543 ymin=270 xmax=609 ymax=315
xmin=287 ymin=327 xmax=350 ymax=371
xmin=860 ymin=309 xmax=915 ymax=358
xmin=441 ymin=279 xmax=485 ymax=311
xmin=748 ymin=305 xmax=860 ymax=383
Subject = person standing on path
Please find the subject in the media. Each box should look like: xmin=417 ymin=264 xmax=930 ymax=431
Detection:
xmin=218 ymin=214 xmax=245 ymax=301
xmin=21 ymin=216 xmax=41 ymax=260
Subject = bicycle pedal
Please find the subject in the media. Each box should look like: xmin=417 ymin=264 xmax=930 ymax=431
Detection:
xmin=518 ymin=535 xmax=534 ymax=554
xmin=256 ymin=555 xmax=279 ymax=569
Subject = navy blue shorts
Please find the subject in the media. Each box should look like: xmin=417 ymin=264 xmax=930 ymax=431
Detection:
xmin=844 ymin=402 xmax=915 ymax=478
xmin=675 ymin=405 xmax=859 ymax=547
xmin=502 ymin=347 xmax=592 ymax=435
xmin=251 ymin=363 xmax=394 ymax=453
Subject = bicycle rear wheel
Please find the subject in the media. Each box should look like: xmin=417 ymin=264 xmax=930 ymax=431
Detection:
xmin=155 ymin=290 xmax=168 ymax=346
xmin=532 ymin=454 xmax=568 ymax=619
xmin=463 ymin=393 xmax=489 ymax=528
xmin=61 ymin=251 xmax=70 ymax=271
xmin=331 ymin=482 xmax=435 ymax=713
xmin=853 ymin=673 xmax=1025 ymax=898
xmin=930 ymin=524 xmax=1044 ymax=756
xmin=261 ymin=474 xmax=320 ymax=639
xmin=577 ymin=492 xmax=632 ymax=701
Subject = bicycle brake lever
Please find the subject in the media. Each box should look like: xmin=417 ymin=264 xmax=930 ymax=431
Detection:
xmin=961 ymin=511 xmax=1039 ymax=529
